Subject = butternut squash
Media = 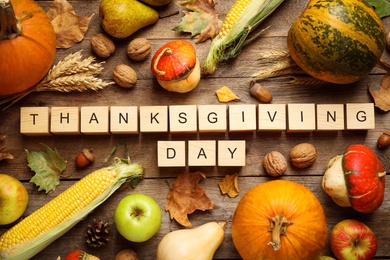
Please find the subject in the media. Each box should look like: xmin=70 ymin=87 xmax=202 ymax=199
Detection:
xmin=156 ymin=222 xmax=226 ymax=260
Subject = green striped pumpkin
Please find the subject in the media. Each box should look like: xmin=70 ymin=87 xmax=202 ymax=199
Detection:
xmin=287 ymin=0 xmax=385 ymax=84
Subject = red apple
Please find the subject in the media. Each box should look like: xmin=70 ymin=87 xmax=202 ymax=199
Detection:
xmin=330 ymin=219 xmax=377 ymax=260
xmin=0 ymin=174 xmax=29 ymax=225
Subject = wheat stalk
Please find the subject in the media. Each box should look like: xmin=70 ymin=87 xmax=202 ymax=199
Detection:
xmin=0 ymin=50 xmax=113 ymax=110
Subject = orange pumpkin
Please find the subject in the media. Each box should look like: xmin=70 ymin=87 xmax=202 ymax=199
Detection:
xmin=0 ymin=0 xmax=56 ymax=95
xmin=232 ymin=180 xmax=327 ymax=260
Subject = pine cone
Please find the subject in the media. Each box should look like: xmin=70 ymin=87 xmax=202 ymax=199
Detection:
xmin=85 ymin=219 xmax=111 ymax=248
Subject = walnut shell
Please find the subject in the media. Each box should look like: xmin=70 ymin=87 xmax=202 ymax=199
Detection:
xmin=127 ymin=38 xmax=152 ymax=61
xmin=290 ymin=143 xmax=317 ymax=169
xmin=113 ymin=64 xmax=137 ymax=88
xmin=263 ymin=151 xmax=287 ymax=176
xmin=91 ymin=33 xmax=115 ymax=59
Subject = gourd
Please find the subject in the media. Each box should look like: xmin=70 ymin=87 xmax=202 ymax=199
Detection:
xmin=151 ymin=40 xmax=201 ymax=93
xmin=232 ymin=180 xmax=327 ymax=260
xmin=287 ymin=0 xmax=385 ymax=84
xmin=0 ymin=0 xmax=56 ymax=95
xmin=322 ymin=144 xmax=386 ymax=213
xmin=156 ymin=221 xmax=226 ymax=260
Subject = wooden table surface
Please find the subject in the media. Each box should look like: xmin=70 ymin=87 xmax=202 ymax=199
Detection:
xmin=1 ymin=0 xmax=390 ymax=259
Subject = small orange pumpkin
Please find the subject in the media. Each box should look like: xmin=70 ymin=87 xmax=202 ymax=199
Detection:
xmin=232 ymin=180 xmax=327 ymax=260
xmin=0 ymin=0 xmax=56 ymax=95
xmin=151 ymin=40 xmax=200 ymax=93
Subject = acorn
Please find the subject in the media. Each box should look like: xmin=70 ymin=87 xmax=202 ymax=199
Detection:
xmin=75 ymin=148 xmax=95 ymax=168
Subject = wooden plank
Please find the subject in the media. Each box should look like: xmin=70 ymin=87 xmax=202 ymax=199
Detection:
xmin=1 ymin=0 xmax=390 ymax=259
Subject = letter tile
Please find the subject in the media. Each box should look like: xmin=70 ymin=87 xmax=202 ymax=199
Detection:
xmin=287 ymin=103 xmax=316 ymax=132
xmin=110 ymin=106 xmax=138 ymax=134
xmin=346 ymin=103 xmax=375 ymax=130
xmin=228 ymin=104 xmax=257 ymax=132
xmin=50 ymin=107 xmax=80 ymax=135
xmin=20 ymin=107 xmax=51 ymax=136
xmin=258 ymin=104 xmax=287 ymax=131
xmin=80 ymin=106 xmax=110 ymax=135
xmin=157 ymin=141 xmax=186 ymax=167
xmin=198 ymin=105 xmax=227 ymax=132
xmin=188 ymin=140 xmax=216 ymax=166
xmin=218 ymin=140 xmax=246 ymax=166
xmin=139 ymin=106 xmax=168 ymax=133
xmin=169 ymin=105 xmax=197 ymax=133
xmin=316 ymin=104 xmax=345 ymax=131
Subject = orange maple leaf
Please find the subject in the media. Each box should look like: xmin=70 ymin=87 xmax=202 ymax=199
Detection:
xmin=165 ymin=171 xmax=215 ymax=228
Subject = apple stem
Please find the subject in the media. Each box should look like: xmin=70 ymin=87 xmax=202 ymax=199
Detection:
xmin=153 ymin=47 xmax=172 ymax=76
xmin=267 ymin=213 xmax=292 ymax=251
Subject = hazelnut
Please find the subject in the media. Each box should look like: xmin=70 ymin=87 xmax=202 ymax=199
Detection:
xmin=263 ymin=151 xmax=287 ymax=176
xmin=75 ymin=148 xmax=95 ymax=168
xmin=377 ymin=131 xmax=390 ymax=149
xmin=113 ymin=64 xmax=137 ymax=88
xmin=91 ymin=33 xmax=115 ymax=59
xmin=249 ymin=82 xmax=273 ymax=103
xmin=290 ymin=143 xmax=317 ymax=169
xmin=127 ymin=38 xmax=152 ymax=61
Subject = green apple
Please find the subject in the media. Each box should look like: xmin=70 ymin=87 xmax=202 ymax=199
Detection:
xmin=0 ymin=174 xmax=29 ymax=225
xmin=114 ymin=193 xmax=162 ymax=242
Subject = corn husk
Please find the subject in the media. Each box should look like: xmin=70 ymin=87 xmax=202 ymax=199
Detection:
xmin=202 ymin=0 xmax=285 ymax=75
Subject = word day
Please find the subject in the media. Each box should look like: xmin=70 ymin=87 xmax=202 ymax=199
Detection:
xmin=157 ymin=140 xmax=246 ymax=167
xmin=20 ymin=103 xmax=375 ymax=136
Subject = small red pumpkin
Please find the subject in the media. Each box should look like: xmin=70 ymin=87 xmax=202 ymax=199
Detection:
xmin=322 ymin=144 xmax=386 ymax=213
xmin=0 ymin=0 xmax=56 ymax=95
xmin=151 ymin=40 xmax=200 ymax=93
xmin=232 ymin=180 xmax=328 ymax=260
xmin=64 ymin=249 xmax=99 ymax=260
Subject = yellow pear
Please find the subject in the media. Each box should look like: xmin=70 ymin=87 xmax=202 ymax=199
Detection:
xmin=99 ymin=0 xmax=159 ymax=39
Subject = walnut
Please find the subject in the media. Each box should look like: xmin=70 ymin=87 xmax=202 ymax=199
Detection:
xmin=91 ymin=33 xmax=115 ymax=59
xmin=127 ymin=38 xmax=152 ymax=61
xmin=263 ymin=151 xmax=287 ymax=176
xmin=290 ymin=143 xmax=317 ymax=169
xmin=113 ymin=64 xmax=137 ymax=88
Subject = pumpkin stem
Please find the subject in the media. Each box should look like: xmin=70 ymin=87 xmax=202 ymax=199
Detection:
xmin=0 ymin=0 xmax=21 ymax=40
xmin=153 ymin=47 xmax=172 ymax=76
xmin=268 ymin=213 xmax=292 ymax=251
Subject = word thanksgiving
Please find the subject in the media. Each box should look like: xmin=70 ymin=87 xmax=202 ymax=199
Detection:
xmin=20 ymin=103 xmax=375 ymax=136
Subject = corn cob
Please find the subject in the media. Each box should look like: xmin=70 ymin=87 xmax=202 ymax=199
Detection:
xmin=0 ymin=158 xmax=143 ymax=260
xmin=202 ymin=0 xmax=285 ymax=75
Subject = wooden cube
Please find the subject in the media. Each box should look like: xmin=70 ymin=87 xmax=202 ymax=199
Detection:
xmin=317 ymin=104 xmax=345 ymax=131
xmin=80 ymin=106 xmax=110 ymax=135
xmin=50 ymin=107 xmax=80 ymax=135
xmin=20 ymin=107 xmax=51 ymax=136
xmin=157 ymin=141 xmax=186 ymax=167
xmin=258 ymin=104 xmax=287 ymax=131
xmin=169 ymin=105 xmax=197 ymax=133
xmin=198 ymin=105 xmax=227 ymax=132
xmin=228 ymin=104 xmax=257 ymax=132
xmin=188 ymin=140 xmax=216 ymax=166
xmin=139 ymin=106 xmax=168 ymax=133
xmin=346 ymin=103 xmax=375 ymax=130
xmin=218 ymin=140 xmax=246 ymax=166
xmin=287 ymin=103 xmax=316 ymax=132
xmin=110 ymin=106 xmax=138 ymax=134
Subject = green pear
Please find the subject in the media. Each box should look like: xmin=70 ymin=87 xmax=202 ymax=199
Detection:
xmin=99 ymin=0 xmax=159 ymax=39
xmin=139 ymin=0 xmax=172 ymax=6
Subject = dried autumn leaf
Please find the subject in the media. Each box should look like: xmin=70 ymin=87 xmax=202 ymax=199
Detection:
xmin=369 ymin=72 xmax=390 ymax=112
xmin=27 ymin=144 xmax=67 ymax=193
xmin=215 ymin=85 xmax=240 ymax=102
xmin=218 ymin=173 xmax=239 ymax=198
xmin=165 ymin=171 xmax=215 ymax=227
xmin=173 ymin=0 xmax=221 ymax=43
xmin=0 ymin=134 xmax=13 ymax=161
xmin=48 ymin=0 xmax=93 ymax=49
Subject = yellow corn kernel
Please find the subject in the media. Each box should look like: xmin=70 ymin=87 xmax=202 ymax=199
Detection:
xmin=219 ymin=0 xmax=252 ymax=37
xmin=0 ymin=158 xmax=143 ymax=260
xmin=0 ymin=169 xmax=113 ymax=251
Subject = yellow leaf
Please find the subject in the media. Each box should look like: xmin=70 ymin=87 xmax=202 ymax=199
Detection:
xmin=218 ymin=173 xmax=239 ymax=198
xmin=215 ymin=86 xmax=240 ymax=103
